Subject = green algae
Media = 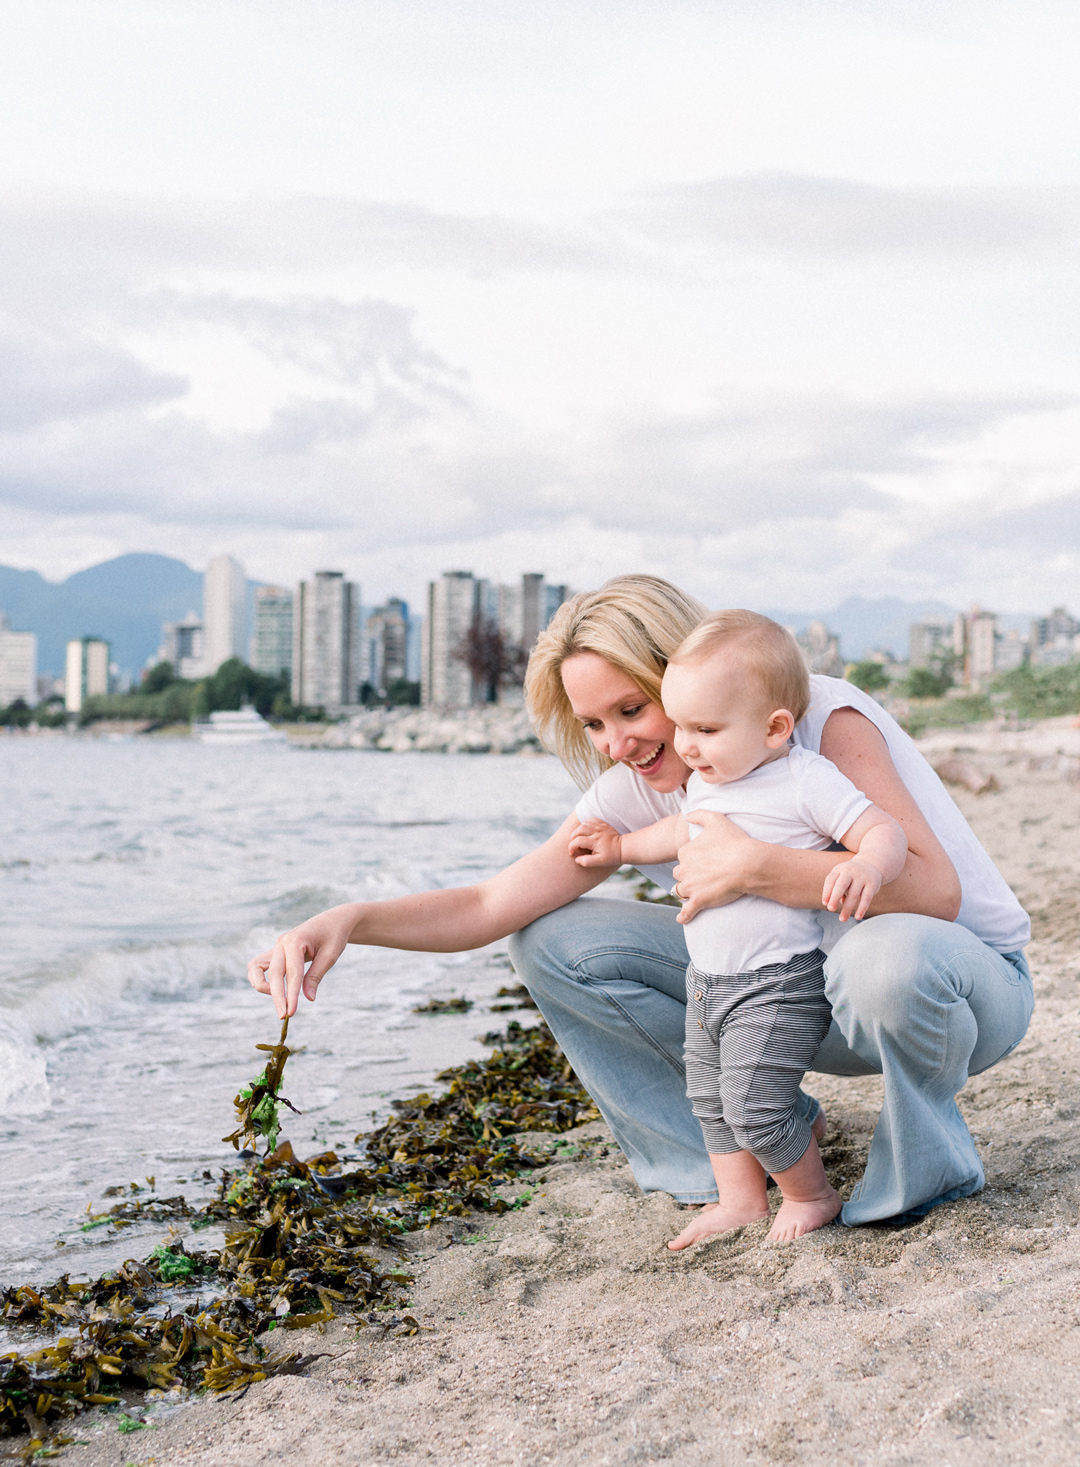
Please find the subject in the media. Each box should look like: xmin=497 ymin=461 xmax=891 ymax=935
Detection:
xmin=1 ymin=1018 xmax=596 ymax=1452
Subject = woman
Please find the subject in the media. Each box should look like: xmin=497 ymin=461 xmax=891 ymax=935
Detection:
xmin=248 ymin=576 xmax=1032 ymax=1226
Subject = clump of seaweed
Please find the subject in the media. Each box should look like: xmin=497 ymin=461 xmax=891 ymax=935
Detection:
xmin=488 ymin=983 xmax=537 ymax=1012
xmin=0 ymin=1019 xmax=596 ymax=1452
xmin=411 ymin=997 xmax=473 ymax=1015
xmin=221 ymin=1017 xmax=300 ymax=1154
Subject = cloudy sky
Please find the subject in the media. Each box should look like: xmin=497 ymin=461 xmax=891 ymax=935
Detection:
xmin=1 ymin=0 xmax=1078 ymax=612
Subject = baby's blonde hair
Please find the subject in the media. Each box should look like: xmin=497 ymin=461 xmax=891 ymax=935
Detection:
xmin=669 ymin=610 xmax=810 ymax=724
xmin=526 ymin=574 xmax=708 ymax=788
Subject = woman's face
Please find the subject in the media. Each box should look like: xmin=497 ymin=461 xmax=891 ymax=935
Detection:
xmin=561 ymin=651 xmax=690 ymax=793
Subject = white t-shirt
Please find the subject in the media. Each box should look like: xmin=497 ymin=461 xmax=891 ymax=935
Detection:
xmin=574 ymin=674 xmax=1031 ymax=956
xmin=676 ymin=746 xmax=870 ymax=973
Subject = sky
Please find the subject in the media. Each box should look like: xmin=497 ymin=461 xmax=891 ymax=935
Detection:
xmin=1 ymin=0 xmax=1078 ymax=613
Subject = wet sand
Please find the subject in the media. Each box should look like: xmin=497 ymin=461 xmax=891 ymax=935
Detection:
xmin=59 ymin=725 xmax=1080 ymax=1466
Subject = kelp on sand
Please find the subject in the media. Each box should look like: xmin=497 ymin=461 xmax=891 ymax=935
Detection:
xmin=0 ymin=1018 xmax=598 ymax=1455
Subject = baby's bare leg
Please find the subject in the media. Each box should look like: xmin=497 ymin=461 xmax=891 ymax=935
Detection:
xmin=666 ymin=1150 xmax=769 ymax=1250
xmin=667 ymin=1104 xmax=830 ymax=1250
xmin=766 ymin=1135 xmax=841 ymax=1241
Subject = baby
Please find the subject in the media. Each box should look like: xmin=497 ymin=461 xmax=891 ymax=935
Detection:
xmin=568 ymin=611 xmax=908 ymax=1245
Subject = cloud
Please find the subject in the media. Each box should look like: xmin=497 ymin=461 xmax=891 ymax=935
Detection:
xmin=559 ymin=390 xmax=1059 ymax=535
xmin=623 ymin=174 xmax=1080 ymax=259
xmin=0 ymin=327 xmax=185 ymax=431
xmin=0 ymin=195 xmax=617 ymax=299
xmin=165 ymin=292 xmax=468 ymax=405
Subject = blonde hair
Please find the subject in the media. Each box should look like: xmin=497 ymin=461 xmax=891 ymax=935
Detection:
xmin=526 ymin=574 xmax=708 ymax=788
xmin=669 ymin=610 xmax=810 ymax=724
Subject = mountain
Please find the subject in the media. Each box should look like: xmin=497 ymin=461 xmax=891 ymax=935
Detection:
xmin=0 ymin=554 xmax=203 ymax=676
xmin=761 ymin=596 xmax=959 ymax=661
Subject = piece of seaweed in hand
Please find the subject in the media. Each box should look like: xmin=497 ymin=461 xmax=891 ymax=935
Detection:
xmin=221 ymin=1017 xmax=302 ymax=1155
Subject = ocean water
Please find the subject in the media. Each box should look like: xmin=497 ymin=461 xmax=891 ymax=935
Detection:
xmin=0 ymin=737 xmax=585 ymax=1287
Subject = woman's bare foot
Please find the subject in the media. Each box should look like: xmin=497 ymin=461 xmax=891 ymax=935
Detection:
xmin=667 ymin=1200 xmax=769 ymax=1250
xmin=766 ymin=1186 xmax=842 ymax=1242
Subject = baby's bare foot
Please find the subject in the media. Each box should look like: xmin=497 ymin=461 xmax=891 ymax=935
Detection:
xmin=667 ymin=1202 xmax=768 ymax=1251
xmin=765 ymin=1187 xmax=842 ymax=1242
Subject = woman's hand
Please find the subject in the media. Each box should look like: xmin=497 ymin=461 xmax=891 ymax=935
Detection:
xmin=671 ymin=811 xmax=760 ymax=922
xmin=247 ymin=903 xmax=362 ymax=1019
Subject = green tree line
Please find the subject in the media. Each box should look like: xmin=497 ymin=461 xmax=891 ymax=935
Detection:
xmin=77 ymin=658 xmax=323 ymax=726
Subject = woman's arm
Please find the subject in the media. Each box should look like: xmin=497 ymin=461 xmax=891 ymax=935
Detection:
xmin=672 ymin=708 xmax=962 ymax=924
xmin=248 ymin=811 xmax=611 ymax=1018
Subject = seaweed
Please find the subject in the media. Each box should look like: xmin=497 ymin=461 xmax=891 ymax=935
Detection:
xmin=488 ymin=983 xmax=537 ymax=1012
xmin=411 ymin=997 xmax=473 ymax=1014
xmin=221 ymin=1017 xmax=301 ymax=1155
xmin=0 ymin=1019 xmax=596 ymax=1450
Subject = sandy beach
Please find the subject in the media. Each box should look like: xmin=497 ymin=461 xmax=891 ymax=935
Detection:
xmin=49 ymin=722 xmax=1080 ymax=1465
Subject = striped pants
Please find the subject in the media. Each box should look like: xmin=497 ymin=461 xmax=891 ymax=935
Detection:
xmin=684 ymin=949 xmax=832 ymax=1175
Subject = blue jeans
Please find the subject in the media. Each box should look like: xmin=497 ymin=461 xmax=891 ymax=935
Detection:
xmin=508 ymin=899 xmax=1034 ymax=1224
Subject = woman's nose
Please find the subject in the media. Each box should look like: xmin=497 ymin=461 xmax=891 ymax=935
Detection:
xmin=607 ymin=730 xmax=634 ymax=761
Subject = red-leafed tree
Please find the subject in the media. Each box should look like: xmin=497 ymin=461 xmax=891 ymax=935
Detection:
xmin=455 ymin=617 xmax=528 ymax=703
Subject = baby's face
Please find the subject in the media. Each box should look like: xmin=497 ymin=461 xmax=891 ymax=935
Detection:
xmin=661 ymin=654 xmax=791 ymax=785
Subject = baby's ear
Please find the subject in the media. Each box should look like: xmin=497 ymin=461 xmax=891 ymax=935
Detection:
xmin=766 ymin=708 xmax=796 ymax=745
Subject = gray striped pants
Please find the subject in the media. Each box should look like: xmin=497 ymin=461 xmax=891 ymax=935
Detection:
xmin=684 ymin=949 xmax=832 ymax=1175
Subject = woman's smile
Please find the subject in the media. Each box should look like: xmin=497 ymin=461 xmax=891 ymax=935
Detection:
xmin=628 ymin=742 xmax=665 ymax=773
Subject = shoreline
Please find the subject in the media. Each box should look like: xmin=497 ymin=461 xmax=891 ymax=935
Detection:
xmin=8 ymin=719 xmax=1080 ymax=1463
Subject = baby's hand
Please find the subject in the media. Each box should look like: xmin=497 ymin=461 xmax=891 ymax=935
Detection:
xmin=568 ymin=819 xmax=624 ymax=868
xmin=822 ymin=855 xmax=883 ymax=923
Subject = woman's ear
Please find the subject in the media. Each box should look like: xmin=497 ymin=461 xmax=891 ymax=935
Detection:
xmin=765 ymin=708 xmax=795 ymax=746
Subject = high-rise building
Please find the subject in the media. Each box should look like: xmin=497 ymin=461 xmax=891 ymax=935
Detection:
xmin=909 ymin=618 xmax=954 ymax=670
xmin=157 ymin=612 xmax=205 ymax=680
xmin=250 ymin=587 xmax=294 ymax=680
xmin=0 ymin=614 xmax=37 ymax=708
xmin=422 ymin=571 xmax=572 ymax=709
xmin=953 ymin=606 xmax=999 ymax=687
xmin=794 ymin=621 xmax=844 ymax=677
xmin=203 ymin=555 xmax=247 ymax=674
xmin=1030 ymin=606 xmax=1079 ymax=666
xmin=423 ymin=572 xmax=477 ymax=709
xmin=521 ymin=573 xmax=546 ymax=653
xmin=65 ymin=638 xmax=109 ymax=713
xmin=363 ymin=599 xmax=408 ymax=695
xmin=292 ymin=572 xmax=360 ymax=710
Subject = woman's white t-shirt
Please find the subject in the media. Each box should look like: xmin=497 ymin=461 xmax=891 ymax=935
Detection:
xmin=574 ymin=674 xmax=1030 ymax=956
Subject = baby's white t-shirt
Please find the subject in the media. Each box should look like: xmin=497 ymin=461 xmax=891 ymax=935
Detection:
xmin=678 ymin=746 xmax=870 ymax=974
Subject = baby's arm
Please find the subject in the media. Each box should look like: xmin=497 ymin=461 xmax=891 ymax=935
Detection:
xmin=569 ymin=814 xmax=687 ymax=869
xmin=823 ymin=806 xmax=908 ymax=922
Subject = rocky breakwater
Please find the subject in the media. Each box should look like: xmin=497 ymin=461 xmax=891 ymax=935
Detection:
xmin=287 ymin=705 xmax=547 ymax=755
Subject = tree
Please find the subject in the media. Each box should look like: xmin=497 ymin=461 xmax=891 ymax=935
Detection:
xmin=905 ymin=666 xmax=950 ymax=699
xmin=846 ymin=660 xmax=891 ymax=694
xmin=1 ymin=697 xmax=32 ymax=728
xmin=455 ymin=617 xmax=527 ymax=703
xmin=143 ymin=661 xmax=176 ymax=694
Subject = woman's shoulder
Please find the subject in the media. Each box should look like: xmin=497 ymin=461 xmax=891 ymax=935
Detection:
xmin=795 ymin=675 xmax=899 ymax=752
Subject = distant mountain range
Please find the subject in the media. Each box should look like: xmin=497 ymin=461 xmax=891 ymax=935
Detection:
xmin=762 ymin=597 xmax=959 ymax=662
xmin=0 ymin=554 xmax=203 ymax=677
xmin=0 ymin=555 xmax=1040 ymax=677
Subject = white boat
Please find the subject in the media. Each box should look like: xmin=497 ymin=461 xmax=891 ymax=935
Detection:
xmin=195 ymin=707 xmax=287 ymax=745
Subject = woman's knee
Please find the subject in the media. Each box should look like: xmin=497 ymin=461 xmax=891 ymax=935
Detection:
xmin=824 ymin=913 xmax=964 ymax=1026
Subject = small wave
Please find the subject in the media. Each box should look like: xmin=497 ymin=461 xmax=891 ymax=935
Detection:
xmin=0 ymin=1025 xmax=51 ymax=1114
xmin=1 ymin=934 xmax=259 ymax=1047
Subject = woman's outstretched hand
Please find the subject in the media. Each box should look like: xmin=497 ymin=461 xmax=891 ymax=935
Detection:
xmin=672 ymin=811 xmax=757 ymax=922
xmin=247 ymin=904 xmax=361 ymax=1019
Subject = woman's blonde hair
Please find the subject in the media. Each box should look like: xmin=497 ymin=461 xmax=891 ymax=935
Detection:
xmin=525 ymin=574 xmax=708 ymax=788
